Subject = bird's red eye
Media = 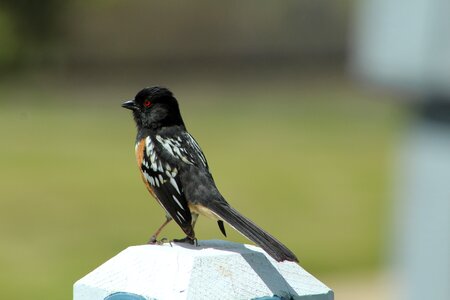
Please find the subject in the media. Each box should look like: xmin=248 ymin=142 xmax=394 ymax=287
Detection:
xmin=144 ymin=100 xmax=152 ymax=107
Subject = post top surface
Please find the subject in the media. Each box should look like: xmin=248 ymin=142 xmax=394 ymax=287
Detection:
xmin=124 ymin=239 xmax=277 ymax=259
xmin=74 ymin=240 xmax=333 ymax=300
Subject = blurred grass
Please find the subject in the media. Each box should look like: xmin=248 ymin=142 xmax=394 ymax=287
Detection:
xmin=0 ymin=76 xmax=402 ymax=299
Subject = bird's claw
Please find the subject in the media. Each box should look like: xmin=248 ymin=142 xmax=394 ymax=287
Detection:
xmin=147 ymin=235 xmax=157 ymax=244
xmin=172 ymin=236 xmax=198 ymax=246
xmin=147 ymin=236 xmax=170 ymax=245
xmin=160 ymin=237 xmax=172 ymax=246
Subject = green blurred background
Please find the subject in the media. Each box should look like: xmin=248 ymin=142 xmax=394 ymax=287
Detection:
xmin=0 ymin=1 xmax=404 ymax=299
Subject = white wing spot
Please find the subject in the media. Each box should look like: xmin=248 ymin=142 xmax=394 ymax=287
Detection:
xmin=143 ymin=172 xmax=154 ymax=186
xmin=150 ymin=152 xmax=156 ymax=164
xmin=177 ymin=211 xmax=186 ymax=221
xmin=156 ymin=135 xmax=175 ymax=156
xmin=156 ymin=135 xmax=194 ymax=165
xmin=142 ymin=159 xmax=149 ymax=168
xmin=173 ymin=146 xmax=182 ymax=157
xmin=180 ymin=156 xmax=192 ymax=164
xmin=172 ymin=195 xmax=184 ymax=210
xmin=169 ymin=177 xmax=181 ymax=194
xmin=151 ymin=161 xmax=158 ymax=171
xmin=145 ymin=137 xmax=152 ymax=156
xmin=186 ymin=133 xmax=207 ymax=167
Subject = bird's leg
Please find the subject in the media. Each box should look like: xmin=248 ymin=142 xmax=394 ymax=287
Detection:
xmin=147 ymin=217 xmax=172 ymax=244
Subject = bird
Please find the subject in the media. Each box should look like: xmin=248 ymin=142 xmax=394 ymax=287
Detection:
xmin=122 ymin=86 xmax=298 ymax=262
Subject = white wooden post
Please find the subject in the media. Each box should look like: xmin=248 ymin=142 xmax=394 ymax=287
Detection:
xmin=74 ymin=240 xmax=333 ymax=300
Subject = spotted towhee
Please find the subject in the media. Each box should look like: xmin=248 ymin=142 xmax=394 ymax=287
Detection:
xmin=122 ymin=87 xmax=298 ymax=262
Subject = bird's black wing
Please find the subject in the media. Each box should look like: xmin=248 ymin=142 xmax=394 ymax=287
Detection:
xmin=138 ymin=136 xmax=194 ymax=237
xmin=154 ymin=132 xmax=232 ymax=237
xmin=155 ymin=132 xmax=209 ymax=170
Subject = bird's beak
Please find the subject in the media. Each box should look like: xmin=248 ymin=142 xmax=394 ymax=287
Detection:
xmin=121 ymin=100 xmax=137 ymax=111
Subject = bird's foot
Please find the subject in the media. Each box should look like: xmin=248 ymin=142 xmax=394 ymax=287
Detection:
xmin=160 ymin=237 xmax=173 ymax=246
xmin=147 ymin=235 xmax=158 ymax=244
xmin=147 ymin=236 xmax=170 ymax=245
xmin=172 ymin=236 xmax=197 ymax=246
xmin=147 ymin=235 xmax=157 ymax=244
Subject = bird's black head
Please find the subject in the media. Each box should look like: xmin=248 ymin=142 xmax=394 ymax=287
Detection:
xmin=122 ymin=87 xmax=185 ymax=130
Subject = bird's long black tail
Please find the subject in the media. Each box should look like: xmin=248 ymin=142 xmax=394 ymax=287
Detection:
xmin=207 ymin=201 xmax=298 ymax=262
